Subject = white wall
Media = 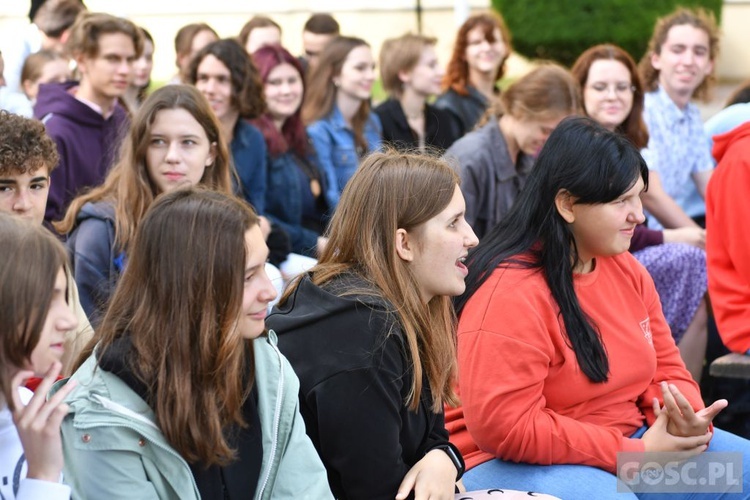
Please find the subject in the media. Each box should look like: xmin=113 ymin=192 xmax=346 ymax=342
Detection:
xmin=2 ymin=1 xmax=747 ymax=84
xmin=0 ymin=0 xmax=492 ymax=84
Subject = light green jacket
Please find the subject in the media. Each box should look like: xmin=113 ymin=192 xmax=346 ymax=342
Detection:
xmin=54 ymin=331 xmax=333 ymax=499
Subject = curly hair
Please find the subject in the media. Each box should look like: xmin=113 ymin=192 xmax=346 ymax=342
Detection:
xmin=188 ymin=39 xmax=266 ymax=119
xmin=442 ymin=11 xmax=512 ymax=96
xmin=0 ymin=110 xmax=59 ymax=176
xmin=638 ymin=7 xmax=719 ymax=102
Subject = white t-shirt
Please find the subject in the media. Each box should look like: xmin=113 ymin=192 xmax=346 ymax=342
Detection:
xmin=0 ymin=388 xmax=70 ymax=500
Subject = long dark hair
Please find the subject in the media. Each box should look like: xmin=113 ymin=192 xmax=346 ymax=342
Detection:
xmin=455 ymin=117 xmax=648 ymax=382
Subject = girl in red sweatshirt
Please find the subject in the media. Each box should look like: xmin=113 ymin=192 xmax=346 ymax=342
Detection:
xmin=447 ymin=117 xmax=750 ymax=499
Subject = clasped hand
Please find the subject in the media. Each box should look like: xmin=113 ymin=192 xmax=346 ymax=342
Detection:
xmin=641 ymin=382 xmax=727 ymax=458
xmin=655 ymin=381 xmax=727 ymax=438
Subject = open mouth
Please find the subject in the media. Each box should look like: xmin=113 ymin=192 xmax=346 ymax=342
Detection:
xmin=456 ymin=256 xmax=469 ymax=276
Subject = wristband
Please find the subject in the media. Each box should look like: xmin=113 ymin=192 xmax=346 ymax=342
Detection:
xmin=432 ymin=442 xmax=465 ymax=480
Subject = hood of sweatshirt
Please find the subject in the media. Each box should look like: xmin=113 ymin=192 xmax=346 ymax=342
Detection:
xmin=267 ymin=272 xmax=394 ymax=335
xmin=75 ymin=200 xmax=117 ymax=226
xmin=712 ymin=121 xmax=750 ymax=164
xmin=34 ymin=81 xmax=109 ymax=127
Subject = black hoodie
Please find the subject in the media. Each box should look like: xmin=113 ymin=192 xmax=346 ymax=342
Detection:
xmin=267 ymin=273 xmax=451 ymax=500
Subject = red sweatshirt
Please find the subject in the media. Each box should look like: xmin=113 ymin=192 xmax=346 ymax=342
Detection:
xmin=446 ymin=252 xmax=703 ymax=473
xmin=707 ymin=121 xmax=750 ymax=354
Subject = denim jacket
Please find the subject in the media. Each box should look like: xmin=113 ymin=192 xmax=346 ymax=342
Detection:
xmin=54 ymin=331 xmax=333 ymax=500
xmin=265 ymin=150 xmax=328 ymax=257
xmin=231 ymin=119 xmax=268 ymax=214
xmin=306 ymin=105 xmax=382 ymax=208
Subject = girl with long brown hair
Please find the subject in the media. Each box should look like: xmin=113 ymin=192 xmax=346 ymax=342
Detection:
xmin=267 ymin=151 xmax=479 ymax=499
xmin=56 ymin=84 xmax=231 ymax=324
xmin=434 ymin=12 xmax=512 ymax=137
xmin=302 ymin=36 xmax=382 ymax=208
xmin=58 ymin=187 xmax=332 ymax=499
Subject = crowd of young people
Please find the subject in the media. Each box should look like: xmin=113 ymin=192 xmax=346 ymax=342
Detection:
xmin=2 ymin=2 xmax=750 ymax=499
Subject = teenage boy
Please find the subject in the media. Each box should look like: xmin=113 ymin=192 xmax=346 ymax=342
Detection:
xmin=300 ymin=13 xmax=340 ymax=71
xmin=0 ymin=110 xmax=92 ymax=374
xmin=34 ymin=11 xmax=142 ymax=224
xmin=638 ymin=8 xmax=719 ymax=230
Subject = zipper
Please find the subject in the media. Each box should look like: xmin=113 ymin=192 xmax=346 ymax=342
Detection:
xmin=256 ymin=340 xmax=285 ymax=499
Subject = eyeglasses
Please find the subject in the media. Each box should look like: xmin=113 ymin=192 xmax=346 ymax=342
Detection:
xmin=587 ymin=82 xmax=636 ymax=95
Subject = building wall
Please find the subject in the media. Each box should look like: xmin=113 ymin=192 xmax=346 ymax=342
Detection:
xmin=1 ymin=1 xmax=747 ymax=84
xmin=0 ymin=0 xmax=492 ymax=84
xmin=717 ymin=1 xmax=750 ymax=82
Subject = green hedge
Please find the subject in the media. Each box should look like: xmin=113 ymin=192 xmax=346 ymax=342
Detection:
xmin=492 ymin=0 xmax=722 ymax=66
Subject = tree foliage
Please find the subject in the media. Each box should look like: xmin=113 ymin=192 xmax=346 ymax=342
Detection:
xmin=492 ymin=0 xmax=722 ymax=66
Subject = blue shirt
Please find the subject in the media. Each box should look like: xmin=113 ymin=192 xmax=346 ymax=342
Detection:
xmin=704 ymin=103 xmax=750 ymax=154
xmin=642 ymin=86 xmax=714 ymax=228
xmin=231 ymin=120 xmax=268 ymax=214
xmin=306 ymin=105 xmax=382 ymax=208
xmin=265 ymin=150 xmax=327 ymax=257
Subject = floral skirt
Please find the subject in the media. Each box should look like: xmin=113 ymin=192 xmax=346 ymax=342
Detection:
xmin=633 ymin=243 xmax=707 ymax=344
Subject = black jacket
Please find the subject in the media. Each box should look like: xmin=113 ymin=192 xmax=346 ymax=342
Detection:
xmin=267 ymin=273 xmax=451 ymax=500
xmin=374 ymin=98 xmax=460 ymax=152
xmin=433 ymin=86 xmax=492 ymax=137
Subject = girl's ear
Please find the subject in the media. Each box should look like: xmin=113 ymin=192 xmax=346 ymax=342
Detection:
xmin=395 ymin=228 xmax=414 ymax=262
xmin=21 ymin=79 xmax=34 ymax=99
xmin=555 ymin=188 xmax=576 ymax=223
xmin=205 ymin=142 xmax=217 ymax=167
xmin=397 ymin=69 xmax=412 ymax=86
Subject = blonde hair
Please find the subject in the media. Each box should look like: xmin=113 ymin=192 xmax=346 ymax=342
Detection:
xmin=479 ymin=62 xmax=581 ymax=126
xmin=379 ymin=33 xmax=437 ymax=99
xmin=66 ymin=11 xmax=143 ymax=60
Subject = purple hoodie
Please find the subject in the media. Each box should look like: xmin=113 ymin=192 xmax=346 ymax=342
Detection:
xmin=34 ymin=81 xmax=129 ymax=223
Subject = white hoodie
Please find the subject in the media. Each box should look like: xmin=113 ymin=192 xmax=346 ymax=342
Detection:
xmin=0 ymin=387 xmax=70 ymax=500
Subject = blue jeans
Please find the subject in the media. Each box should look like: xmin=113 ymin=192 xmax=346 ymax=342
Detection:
xmin=463 ymin=427 xmax=750 ymax=499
